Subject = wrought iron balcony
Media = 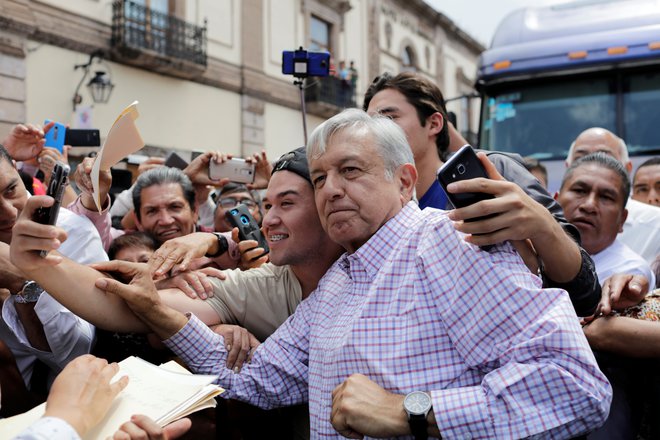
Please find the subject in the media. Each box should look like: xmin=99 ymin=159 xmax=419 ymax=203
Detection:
xmin=305 ymin=76 xmax=356 ymax=117
xmin=112 ymin=0 xmax=207 ymax=67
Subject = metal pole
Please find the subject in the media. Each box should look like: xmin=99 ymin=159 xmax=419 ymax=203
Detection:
xmin=296 ymin=79 xmax=308 ymax=145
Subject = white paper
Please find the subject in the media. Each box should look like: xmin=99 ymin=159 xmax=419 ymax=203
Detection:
xmin=91 ymin=101 xmax=144 ymax=212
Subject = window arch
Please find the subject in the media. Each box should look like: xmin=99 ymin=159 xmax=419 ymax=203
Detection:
xmin=400 ymin=44 xmax=417 ymax=72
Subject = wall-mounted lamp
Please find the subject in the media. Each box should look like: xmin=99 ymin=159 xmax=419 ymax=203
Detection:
xmin=72 ymin=50 xmax=115 ymax=111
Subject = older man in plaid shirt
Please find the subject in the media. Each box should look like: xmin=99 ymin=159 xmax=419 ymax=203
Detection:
xmin=32 ymin=109 xmax=610 ymax=439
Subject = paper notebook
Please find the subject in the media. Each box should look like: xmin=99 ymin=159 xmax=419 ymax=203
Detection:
xmin=0 ymin=356 xmax=224 ymax=440
xmin=91 ymin=101 xmax=145 ymax=212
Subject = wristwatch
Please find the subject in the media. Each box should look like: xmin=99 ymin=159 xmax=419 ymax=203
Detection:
xmin=206 ymin=232 xmax=229 ymax=258
xmin=15 ymin=281 xmax=45 ymax=304
xmin=404 ymin=391 xmax=432 ymax=440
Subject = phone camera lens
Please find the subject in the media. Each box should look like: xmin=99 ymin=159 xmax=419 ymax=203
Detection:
xmin=457 ymin=164 xmax=466 ymax=175
xmin=241 ymin=215 xmax=249 ymax=225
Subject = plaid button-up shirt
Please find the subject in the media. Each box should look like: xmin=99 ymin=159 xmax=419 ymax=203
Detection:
xmin=166 ymin=202 xmax=611 ymax=439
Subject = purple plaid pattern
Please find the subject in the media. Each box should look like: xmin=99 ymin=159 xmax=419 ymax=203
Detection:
xmin=166 ymin=202 xmax=611 ymax=439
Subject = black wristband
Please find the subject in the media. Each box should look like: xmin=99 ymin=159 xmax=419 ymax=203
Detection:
xmin=206 ymin=233 xmax=229 ymax=258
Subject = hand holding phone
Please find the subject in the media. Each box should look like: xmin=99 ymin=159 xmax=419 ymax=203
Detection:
xmin=209 ymin=158 xmax=255 ymax=184
xmin=33 ymin=162 xmax=69 ymax=257
xmin=43 ymin=120 xmax=66 ymax=154
xmin=44 ymin=120 xmax=100 ymax=151
xmin=226 ymin=204 xmax=269 ymax=259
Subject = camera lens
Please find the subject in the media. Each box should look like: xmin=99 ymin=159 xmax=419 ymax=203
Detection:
xmin=457 ymin=164 xmax=466 ymax=175
xmin=241 ymin=215 xmax=249 ymax=225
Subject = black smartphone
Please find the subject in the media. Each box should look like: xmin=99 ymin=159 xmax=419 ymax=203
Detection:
xmin=437 ymin=145 xmax=494 ymax=211
xmin=33 ymin=162 xmax=69 ymax=257
xmin=226 ymin=204 xmax=269 ymax=259
xmin=64 ymin=129 xmax=101 ymax=146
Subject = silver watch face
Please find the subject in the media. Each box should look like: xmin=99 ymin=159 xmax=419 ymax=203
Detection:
xmin=404 ymin=391 xmax=432 ymax=416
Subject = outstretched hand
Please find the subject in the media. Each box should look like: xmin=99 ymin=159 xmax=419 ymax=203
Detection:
xmin=91 ymin=260 xmax=188 ymax=339
xmin=582 ymin=273 xmax=649 ymax=324
xmin=2 ymin=122 xmax=53 ymax=161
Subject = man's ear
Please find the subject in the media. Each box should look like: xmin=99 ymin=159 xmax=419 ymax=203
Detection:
xmin=397 ymin=163 xmax=418 ymax=202
xmin=625 ymin=161 xmax=633 ymax=174
xmin=427 ymin=112 xmax=444 ymax=136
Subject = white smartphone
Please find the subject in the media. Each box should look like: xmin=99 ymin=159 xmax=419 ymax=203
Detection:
xmin=209 ymin=158 xmax=255 ymax=184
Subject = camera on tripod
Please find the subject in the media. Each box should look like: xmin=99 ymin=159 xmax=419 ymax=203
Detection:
xmin=282 ymin=47 xmax=330 ymax=78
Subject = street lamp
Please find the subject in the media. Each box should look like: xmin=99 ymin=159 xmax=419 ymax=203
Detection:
xmin=72 ymin=50 xmax=115 ymax=111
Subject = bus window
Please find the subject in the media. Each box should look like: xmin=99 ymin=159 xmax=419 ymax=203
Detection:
xmin=480 ymin=77 xmax=616 ymax=159
xmin=624 ymin=71 xmax=660 ymax=155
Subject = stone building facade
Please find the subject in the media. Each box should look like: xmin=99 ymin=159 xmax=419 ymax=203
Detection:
xmin=0 ymin=0 xmax=483 ymax=160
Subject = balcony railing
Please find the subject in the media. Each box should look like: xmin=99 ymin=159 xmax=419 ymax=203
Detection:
xmin=305 ymin=76 xmax=356 ymax=110
xmin=112 ymin=0 xmax=207 ymax=67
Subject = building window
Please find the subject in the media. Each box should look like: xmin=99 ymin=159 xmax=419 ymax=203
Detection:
xmin=401 ymin=45 xmax=417 ymax=71
xmin=310 ymin=15 xmax=331 ymax=52
xmin=113 ymin=0 xmax=207 ymax=66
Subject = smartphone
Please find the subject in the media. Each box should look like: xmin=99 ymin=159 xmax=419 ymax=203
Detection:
xmin=43 ymin=120 xmax=66 ymax=154
xmin=164 ymin=151 xmax=189 ymax=170
xmin=64 ymin=129 xmax=101 ymax=147
xmin=437 ymin=145 xmax=494 ymax=211
xmin=209 ymin=158 xmax=255 ymax=184
xmin=33 ymin=162 xmax=69 ymax=257
xmin=282 ymin=48 xmax=330 ymax=77
xmin=226 ymin=204 xmax=269 ymax=259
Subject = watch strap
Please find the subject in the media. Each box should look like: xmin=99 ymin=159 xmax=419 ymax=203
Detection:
xmin=409 ymin=413 xmax=428 ymax=440
xmin=206 ymin=232 xmax=229 ymax=258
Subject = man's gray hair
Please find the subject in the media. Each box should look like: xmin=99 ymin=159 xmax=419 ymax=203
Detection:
xmin=306 ymin=108 xmax=414 ymax=180
xmin=132 ymin=167 xmax=196 ymax=220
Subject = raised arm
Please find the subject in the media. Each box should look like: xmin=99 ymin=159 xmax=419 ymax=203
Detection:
xmin=447 ymin=152 xmax=600 ymax=315
xmin=10 ymin=196 xmax=148 ymax=332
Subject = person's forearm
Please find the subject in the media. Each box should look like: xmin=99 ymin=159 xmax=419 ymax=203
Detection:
xmin=533 ymin=222 xmax=581 ymax=283
xmin=584 ymin=316 xmax=660 ymax=357
xmin=20 ymin=256 xmax=148 ymax=333
xmin=159 ymin=289 xmax=222 ymax=325
xmin=15 ymin=303 xmax=51 ymax=351
xmin=62 ymin=185 xmax=78 ymax=208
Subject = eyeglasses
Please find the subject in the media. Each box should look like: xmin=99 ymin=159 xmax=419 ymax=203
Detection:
xmin=218 ymin=197 xmax=257 ymax=209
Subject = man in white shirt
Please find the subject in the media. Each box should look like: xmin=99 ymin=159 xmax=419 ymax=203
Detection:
xmin=566 ymin=127 xmax=660 ymax=265
xmin=0 ymin=143 xmax=106 ymax=392
xmin=556 ymin=152 xmax=654 ymax=286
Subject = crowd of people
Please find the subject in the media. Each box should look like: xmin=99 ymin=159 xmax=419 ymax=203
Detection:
xmin=1 ymin=70 xmax=659 ymax=440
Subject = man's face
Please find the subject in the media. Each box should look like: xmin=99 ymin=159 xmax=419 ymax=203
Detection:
xmin=366 ymin=88 xmax=439 ymax=161
xmin=632 ymin=164 xmax=660 ymax=207
xmin=261 ymin=171 xmax=330 ymax=266
xmin=310 ymin=129 xmax=411 ymax=253
xmin=136 ymin=183 xmax=198 ymax=243
xmin=557 ymin=164 xmax=628 ymax=255
xmin=214 ymin=191 xmax=261 ymax=232
xmin=0 ymin=159 xmax=28 ymax=244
